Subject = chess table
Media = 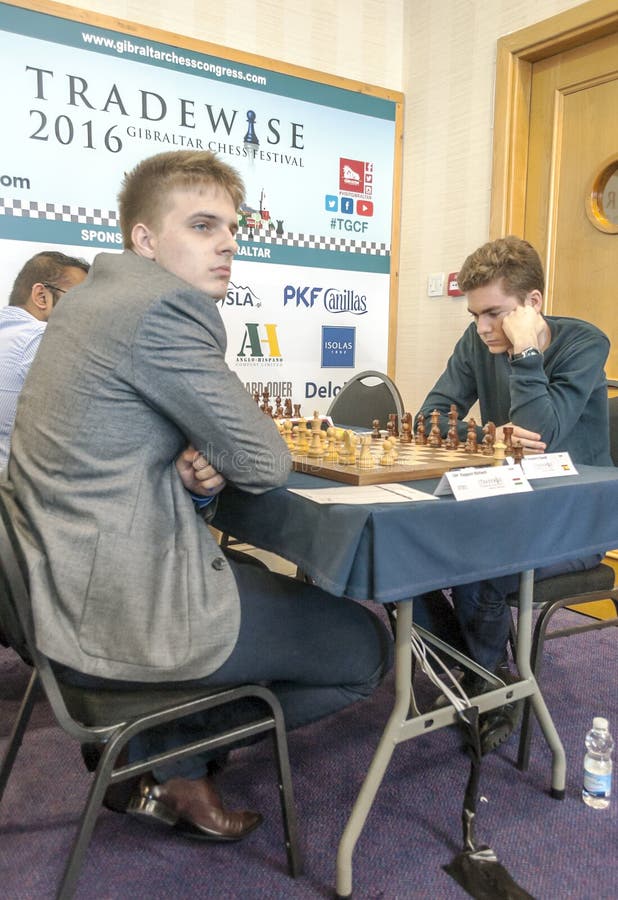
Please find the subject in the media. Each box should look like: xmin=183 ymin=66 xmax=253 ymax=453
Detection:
xmin=213 ymin=464 xmax=618 ymax=897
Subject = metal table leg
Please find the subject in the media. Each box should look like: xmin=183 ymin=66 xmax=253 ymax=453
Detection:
xmin=335 ymin=569 xmax=567 ymax=896
xmin=335 ymin=599 xmax=414 ymax=898
xmin=515 ymin=569 xmax=566 ymax=798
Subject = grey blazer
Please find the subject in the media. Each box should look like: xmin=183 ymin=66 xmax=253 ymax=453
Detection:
xmin=1 ymin=250 xmax=291 ymax=681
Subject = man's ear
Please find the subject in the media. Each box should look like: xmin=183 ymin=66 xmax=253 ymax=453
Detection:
xmin=30 ymin=282 xmax=50 ymax=312
xmin=131 ymin=223 xmax=156 ymax=259
xmin=524 ymin=289 xmax=543 ymax=311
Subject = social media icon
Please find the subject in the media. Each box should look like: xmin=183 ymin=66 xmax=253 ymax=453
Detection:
xmin=341 ymin=197 xmax=354 ymax=214
xmin=325 ymin=195 xmax=338 ymax=211
xmin=357 ymin=200 xmax=374 ymax=216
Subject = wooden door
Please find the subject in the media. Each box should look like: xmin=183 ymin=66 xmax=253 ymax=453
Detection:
xmin=525 ymin=31 xmax=618 ymax=378
xmin=490 ymin=1 xmax=618 ymax=381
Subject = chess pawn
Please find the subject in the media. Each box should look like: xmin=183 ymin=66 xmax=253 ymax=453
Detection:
xmin=444 ymin=423 xmax=458 ymax=450
xmin=493 ymin=439 xmax=506 ymax=465
xmin=338 ymin=430 xmax=356 ymax=465
xmin=415 ymin=414 xmax=427 ymax=445
xmin=427 ymin=410 xmax=441 ymax=448
xmin=371 ymin=419 xmax=381 ymax=439
xmin=358 ymin=435 xmax=374 ymax=469
xmin=307 ymin=427 xmax=324 ymax=459
xmin=400 ymin=418 xmax=412 ymax=444
xmin=482 ymin=421 xmax=496 ymax=456
xmin=324 ymin=427 xmax=339 ymax=461
xmin=282 ymin=419 xmax=294 ymax=449
xmin=296 ymin=418 xmax=309 ymax=454
xmin=465 ymin=417 xmax=478 ymax=453
xmin=502 ymin=425 xmax=514 ymax=453
xmin=512 ymin=441 xmax=524 ymax=464
xmin=379 ymin=437 xmax=397 ymax=466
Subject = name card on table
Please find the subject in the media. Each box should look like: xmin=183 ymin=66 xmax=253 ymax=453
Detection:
xmin=519 ymin=452 xmax=578 ymax=479
xmin=434 ymin=464 xmax=533 ymax=500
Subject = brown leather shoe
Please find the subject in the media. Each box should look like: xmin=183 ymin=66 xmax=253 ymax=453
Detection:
xmin=127 ymin=774 xmax=262 ymax=842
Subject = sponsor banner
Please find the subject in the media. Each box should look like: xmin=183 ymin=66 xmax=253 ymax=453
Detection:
xmin=0 ymin=1 xmax=400 ymax=397
xmin=218 ymin=263 xmax=388 ymax=414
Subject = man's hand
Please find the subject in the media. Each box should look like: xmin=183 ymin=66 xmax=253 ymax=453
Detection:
xmin=496 ymin=423 xmax=546 ymax=453
xmin=175 ymin=445 xmax=226 ymax=497
xmin=501 ymin=304 xmax=545 ymax=355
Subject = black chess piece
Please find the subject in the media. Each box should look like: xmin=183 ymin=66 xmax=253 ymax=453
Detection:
xmin=244 ymin=110 xmax=259 ymax=146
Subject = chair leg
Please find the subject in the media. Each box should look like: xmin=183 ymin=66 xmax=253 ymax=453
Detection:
xmin=56 ymin=740 xmax=128 ymax=899
xmin=268 ymin=704 xmax=302 ymax=877
xmin=0 ymin=668 xmax=39 ymax=802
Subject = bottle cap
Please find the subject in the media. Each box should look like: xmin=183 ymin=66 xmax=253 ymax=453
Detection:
xmin=592 ymin=717 xmax=608 ymax=730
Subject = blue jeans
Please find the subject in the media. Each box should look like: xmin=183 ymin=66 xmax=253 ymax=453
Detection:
xmin=412 ymin=554 xmax=603 ymax=672
xmin=57 ymin=552 xmax=393 ymax=780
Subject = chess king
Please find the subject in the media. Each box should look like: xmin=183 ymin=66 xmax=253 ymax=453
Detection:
xmin=412 ymin=235 xmax=612 ymax=754
xmin=1 ymin=150 xmax=392 ymax=840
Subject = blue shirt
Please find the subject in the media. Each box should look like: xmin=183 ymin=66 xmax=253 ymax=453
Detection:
xmin=0 ymin=306 xmax=46 ymax=468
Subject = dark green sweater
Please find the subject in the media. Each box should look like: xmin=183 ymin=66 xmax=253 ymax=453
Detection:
xmin=417 ymin=316 xmax=612 ymax=466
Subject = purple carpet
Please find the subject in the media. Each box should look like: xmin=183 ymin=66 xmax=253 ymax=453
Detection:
xmin=1 ymin=608 xmax=616 ymax=899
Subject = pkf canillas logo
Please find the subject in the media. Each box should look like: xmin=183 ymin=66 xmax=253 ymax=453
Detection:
xmin=321 ymin=326 xmax=356 ymax=368
xmin=339 ymin=158 xmax=373 ymax=196
xmin=236 ymin=323 xmax=283 ymax=366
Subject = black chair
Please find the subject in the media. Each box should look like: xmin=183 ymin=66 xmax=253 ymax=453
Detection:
xmin=507 ymin=570 xmax=618 ymax=770
xmin=509 ymin=394 xmax=618 ymax=770
xmin=326 ymin=370 xmax=404 ymax=429
xmin=0 ymin=501 xmax=301 ymax=898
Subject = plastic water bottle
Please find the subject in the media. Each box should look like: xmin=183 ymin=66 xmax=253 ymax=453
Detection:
xmin=582 ymin=717 xmax=613 ymax=808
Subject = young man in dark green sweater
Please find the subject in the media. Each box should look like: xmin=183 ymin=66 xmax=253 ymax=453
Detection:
xmin=414 ymin=235 xmax=612 ymax=752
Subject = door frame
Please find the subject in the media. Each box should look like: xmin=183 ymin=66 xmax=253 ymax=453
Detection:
xmin=490 ymin=0 xmax=618 ymax=238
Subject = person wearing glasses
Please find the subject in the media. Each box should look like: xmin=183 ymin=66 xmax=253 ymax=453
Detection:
xmin=0 ymin=250 xmax=89 ymax=468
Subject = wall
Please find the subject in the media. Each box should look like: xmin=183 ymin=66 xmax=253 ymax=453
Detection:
xmin=29 ymin=0 xmax=586 ymax=413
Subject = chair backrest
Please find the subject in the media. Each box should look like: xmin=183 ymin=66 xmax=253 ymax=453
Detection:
xmin=609 ymin=395 xmax=618 ymax=466
xmin=0 ymin=500 xmax=32 ymax=663
xmin=0 ymin=497 xmax=102 ymax=742
xmin=326 ymin=370 xmax=404 ymax=429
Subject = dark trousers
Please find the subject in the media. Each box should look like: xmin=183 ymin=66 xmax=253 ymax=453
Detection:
xmin=411 ymin=554 xmax=603 ymax=673
xmin=58 ymin=552 xmax=393 ymax=780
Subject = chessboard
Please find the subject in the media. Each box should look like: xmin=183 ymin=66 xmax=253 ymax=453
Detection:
xmin=290 ymin=438 xmax=494 ymax=485
xmin=261 ymin=393 xmax=514 ymax=486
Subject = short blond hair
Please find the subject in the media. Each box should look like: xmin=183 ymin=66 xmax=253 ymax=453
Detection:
xmin=118 ymin=150 xmax=245 ymax=248
xmin=457 ymin=236 xmax=544 ymax=301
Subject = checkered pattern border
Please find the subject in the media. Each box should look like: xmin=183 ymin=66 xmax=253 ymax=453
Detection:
xmin=0 ymin=200 xmax=390 ymax=255
xmin=237 ymin=226 xmax=390 ymax=256
xmin=0 ymin=197 xmax=118 ymax=226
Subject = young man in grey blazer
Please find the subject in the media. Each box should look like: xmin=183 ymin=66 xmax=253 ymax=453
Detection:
xmin=1 ymin=151 xmax=392 ymax=841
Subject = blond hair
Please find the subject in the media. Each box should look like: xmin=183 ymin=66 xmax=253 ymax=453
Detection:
xmin=118 ymin=150 xmax=245 ymax=248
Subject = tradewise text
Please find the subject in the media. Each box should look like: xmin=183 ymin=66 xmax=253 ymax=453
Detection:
xmin=24 ymin=66 xmax=305 ymax=157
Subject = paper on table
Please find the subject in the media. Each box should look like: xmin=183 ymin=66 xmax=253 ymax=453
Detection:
xmin=287 ymin=483 xmax=438 ymax=505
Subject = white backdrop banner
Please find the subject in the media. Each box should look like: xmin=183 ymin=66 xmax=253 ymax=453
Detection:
xmin=0 ymin=1 xmax=402 ymax=416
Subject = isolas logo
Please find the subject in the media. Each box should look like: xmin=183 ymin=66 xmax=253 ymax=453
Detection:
xmin=283 ymin=285 xmax=367 ymax=314
xmin=321 ymin=326 xmax=355 ymax=368
xmin=236 ymin=323 xmax=283 ymax=367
